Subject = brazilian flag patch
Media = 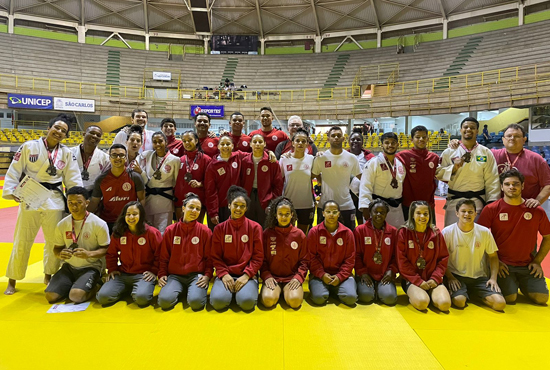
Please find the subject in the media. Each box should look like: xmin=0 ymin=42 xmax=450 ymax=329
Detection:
xmin=476 ymin=156 xmax=487 ymax=162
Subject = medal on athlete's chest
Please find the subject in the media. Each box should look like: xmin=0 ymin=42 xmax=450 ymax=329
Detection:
xmin=81 ymin=169 xmax=89 ymax=181
xmin=373 ymin=251 xmax=383 ymax=264
xmin=184 ymin=172 xmax=193 ymax=182
xmin=153 ymin=170 xmax=162 ymax=180
xmin=416 ymin=257 xmax=426 ymax=269
xmin=69 ymin=242 xmax=79 ymax=250
xmin=46 ymin=164 xmax=57 ymax=176
xmin=390 ymin=178 xmax=398 ymax=189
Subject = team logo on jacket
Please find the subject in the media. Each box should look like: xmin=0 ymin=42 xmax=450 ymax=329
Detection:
xmin=29 ymin=154 xmax=38 ymax=162
xmin=429 ymin=162 xmax=435 ymax=169
xmin=208 ymin=142 xmax=214 ymax=148
xmin=122 ymin=182 xmax=132 ymax=191
xmin=398 ymin=166 xmax=404 ymax=175
xmin=138 ymin=237 xmax=146 ymax=245
xmin=408 ymin=240 xmax=414 ymax=248
xmin=287 ymin=165 xmax=293 ymax=171
xmin=325 ymin=161 xmax=331 ymax=168
xmin=246 ymin=168 xmax=251 ymax=176
xmin=320 ymin=236 xmax=327 ymax=245
xmin=475 ymin=241 xmax=481 ymax=249
xmin=499 ymin=213 xmax=508 ymax=221
xmin=272 ymin=136 xmax=278 ymax=141
xmin=337 ymin=238 xmax=344 ymax=246
xmin=262 ymin=165 xmax=268 ymax=172
xmin=173 ymin=149 xmax=179 ymax=154
xmin=232 ymin=162 xmax=238 ymax=169
xmin=225 ymin=235 xmax=232 ymax=243
xmin=165 ymin=165 xmax=171 ymax=172
xmin=524 ymin=212 xmax=532 ymax=220
xmin=13 ymin=152 xmax=21 ymax=161
xmin=57 ymin=160 xmax=66 ymax=170
xmin=291 ymin=241 xmax=298 ymax=250
xmin=242 ymin=141 xmax=248 ymax=146
xmin=364 ymin=237 xmax=371 ymax=244
xmin=342 ymin=162 xmax=349 ymax=168
xmin=380 ymin=163 xmax=388 ymax=171
xmin=121 ymin=237 xmax=127 ymax=244
xmin=192 ymin=237 xmax=199 ymax=244
xmin=428 ymin=241 xmax=434 ymax=249
xmin=65 ymin=231 xmax=72 ymax=239
xmin=241 ymin=235 xmax=249 ymax=243
xmin=173 ymin=236 xmax=181 ymax=244
xmin=193 ymin=164 xmax=199 ymax=170
xmin=385 ymin=237 xmax=391 ymax=245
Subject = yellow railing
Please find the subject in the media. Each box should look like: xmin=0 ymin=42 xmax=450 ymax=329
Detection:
xmin=353 ymin=63 xmax=400 ymax=88
xmin=383 ymin=62 xmax=550 ymax=96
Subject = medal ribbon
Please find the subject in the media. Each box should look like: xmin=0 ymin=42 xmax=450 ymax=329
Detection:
xmin=372 ymin=227 xmax=384 ymax=255
xmin=71 ymin=212 xmax=89 ymax=245
xmin=383 ymin=154 xmax=397 ymax=182
xmin=79 ymin=144 xmax=94 ymax=171
xmin=414 ymin=229 xmax=429 ymax=259
xmin=43 ymin=138 xmax=60 ymax=170
xmin=459 ymin=141 xmax=478 ymax=154
xmin=184 ymin=151 xmax=199 ymax=174
xmin=154 ymin=151 xmax=170 ymax=173
xmin=504 ymin=149 xmax=523 ymax=170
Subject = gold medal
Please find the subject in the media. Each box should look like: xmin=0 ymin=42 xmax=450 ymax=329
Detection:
xmin=373 ymin=251 xmax=383 ymax=265
xmin=416 ymin=257 xmax=426 ymax=269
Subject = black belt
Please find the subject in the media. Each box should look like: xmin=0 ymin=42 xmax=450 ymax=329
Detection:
xmin=146 ymin=185 xmax=176 ymax=202
xmin=448 ymin=188 xmax=486 ymax=206
xmin=40 ymin=181 xmax=68 ymax=212
xmin=373 ymin=194 xmax=403 ymax=208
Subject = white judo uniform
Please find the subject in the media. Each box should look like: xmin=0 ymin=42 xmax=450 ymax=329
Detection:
xmin=113 ymin=128 xmax=155 ymax=153
xmin=437 ymin=143 xmax=500 ymax=226
xmin=70 ymin=145 xmax=110 ymax=192
xmin=3 ymin=139 xmax=82 ymax=280
xmin=359 ymin=152 xmax=406 ymax=228
xmin=137 ymin=150 xmax=180 ymax=234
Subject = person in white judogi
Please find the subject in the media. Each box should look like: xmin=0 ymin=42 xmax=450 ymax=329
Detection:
xmin=70 ymin=125 xmax=109 ymax=193
xmin=359 ymin=132 xmax=406 ymax=228
xmin=133 ymin=131 xmax=180 ymax=234
xmin=437 ymin=117 xmax=500 ymax=226
xmin=113 ymin=109 xmax=154 ymax=153
xmin=3 ymin=114 xmax=82 ymax=295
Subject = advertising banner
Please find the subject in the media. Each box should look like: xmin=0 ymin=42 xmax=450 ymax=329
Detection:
xmin=54 ymin=97 xmax=95 ymax=112
xmin=190 ymin=105 xmax=224 ymax=118
xmin=8 ymin=93 xmax=53 ymax=110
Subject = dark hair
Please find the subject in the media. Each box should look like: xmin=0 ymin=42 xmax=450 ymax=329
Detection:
xmin=131 ymin=109 xmax=148 ymax=119
xmin=499 ymin=168 xmax=525 ymax=184
xmin=322 ymin=200 xmax=340 ymax=211
xmin=411 ymin=125 xmax=428 ymax=137
xmin=369 ymin=199 xmax=390 ymax=214
xmin=230 ymin=112 xmax=244 ymax=120
xmin=456 ymin=199 xmax=476 ymax=212
xmin=402 ymin=201 xmax=437 ymax=232
xmin=219 ymin=132 xmax=233 ymax=143
xmin=350 ymin=128 xmax=363 ymax=140
xmin=250 ymin=133 xmax=265 ymax=143
xmin=291 ymin=127 xmax=309 ymax=141
xmin=182 ymin=192 xmax=201 ymax=207
xmin=109 ymin=143 xmax=127 ymax=154
xmin=113 ymin=201 xmax=147 ymax=238
xmin=504 ymin=123 xmax=526 ymax=137
xmin=85 ymin=125 xmax=102 ymax=134
xmin=461 ymin=117 xmax=479 ymax=129
xmin=152 ymin=131 xmax=167 ymax=144
xmin=381 ymin=132 xmax=398 ymax=142
xmin=260 ymin=107 xmax=273 ymax=114
xmin=160 ymin=118 xmax=176 ymax=129
xmin=327 ymin=126 xmax=342 ymax=136
xmin=227 ymin=185 xmax=250 ymax=208
xmin=127 ymin=124 xmax=143 ymax=141
xmin=265 ymin=196 xmax=297 ymax=229
xmin=66 ymin=186 xmax=90 ymax=200
xmin=182 ymin=130 xmax=204 ymax=153
xmin=195 ymin=112 xmax=211 ymax=122
xmin=49 ymin=113 xmax=75 ymax=133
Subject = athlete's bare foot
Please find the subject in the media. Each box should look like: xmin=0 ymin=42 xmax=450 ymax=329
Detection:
xmin=44 ymin=274 xmax=52 ymax=286
xmin=4 ymin=279 xmax=16 ymax=295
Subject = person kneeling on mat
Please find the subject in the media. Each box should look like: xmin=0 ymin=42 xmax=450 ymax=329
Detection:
xmin=45 ymin=186 xmax=110 ymax=304
xmin=96 ymin=201 xmax=162 ymax=307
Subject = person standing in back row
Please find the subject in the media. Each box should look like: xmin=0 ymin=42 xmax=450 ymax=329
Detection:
xmin=71 ymin=125 xmax=109 ymax=196
xmin=113 ymin=109 xmax=154 ymax=153
xmin=195 ymin=113 xmax=219 ymax=158
xmin=274 ymin=115 xmax=317 ymax=159
xmin=249 ymin=107 xmax=288 ymax=152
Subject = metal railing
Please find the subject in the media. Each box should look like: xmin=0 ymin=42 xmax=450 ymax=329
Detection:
xmin=353 ymin=63 xmax=400 ymax=88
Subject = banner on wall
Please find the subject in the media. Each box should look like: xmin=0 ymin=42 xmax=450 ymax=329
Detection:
xmin=190 ymin=105 xmax=224 ymax=118
xmin=8 ymin=93 xmax=53 ymax=110
xmin=153 ymin=72 xmax=172 ymax=81
xmin=54 ymin=97 xmax=95 ymax=112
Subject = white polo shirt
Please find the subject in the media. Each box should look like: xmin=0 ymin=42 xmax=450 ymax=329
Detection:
xmin=280 ymin=154 xmax=315 ymax=210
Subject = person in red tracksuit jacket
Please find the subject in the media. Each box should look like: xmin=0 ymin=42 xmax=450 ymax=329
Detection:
xmin=308 ymin=200 xmax=357 ymax=306
xmin=174 ymin=131 xmax=212 ymax=223
xmin=157 ymin=193 xmax=212 ymax=311
xmin=354 ymin=199 xmax=398 ymax=305
xmin=210 ymin=186 xmax=264 ymax=311
xmin=396 ymin=200 xmax=451 ymax=312
xmin=97 ymin=201 xmax=162 ymax=307
xmin=240 ymin=134 xmax=284 ymax=227
xmin=260 ymin=197 xmax=308 ymax=309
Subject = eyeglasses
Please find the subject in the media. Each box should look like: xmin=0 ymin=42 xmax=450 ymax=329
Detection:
xmin=110 ymin=153 xmax=126 ymax=159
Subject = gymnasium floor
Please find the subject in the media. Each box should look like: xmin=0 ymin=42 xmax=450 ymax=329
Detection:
xmin=1 ymin=179 xmax=549 ymax=370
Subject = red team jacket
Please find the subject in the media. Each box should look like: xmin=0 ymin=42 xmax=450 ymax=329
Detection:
xmin=204 ymin=151 xmax=246 ymax=218
xmin=396 ymin=148 xmax=439 ymax=208
xmin=308 ymin=222 xmax=356 ymax=282
xmin=249 ymin=128 xmax=289 ymax=152
xmin=106 ymin=225 xmax=162 ymax=275
xmin=261 ymin=226 xmax=309 ymax=283
xmin=396 ymin=227 xmax=448 ymax=287
xmin=354 ymin=220 xmax=398 ymax=281
xmin=211 ymin=216 xmax=264 ymax=278
xmin=174 ymin=150 xmax=212 ymax=207
xmin=158 ymin=220 xmax=213 ymax=279
xmin=166 ymin=136 xmax=184 ymax=157
xmin=240 ymin=152 xmax=284 ymax=209
xmin=229 ymin=133 xmax=252 ymax=152
xmin=199 ymin=137 xmax=219 ymax=158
